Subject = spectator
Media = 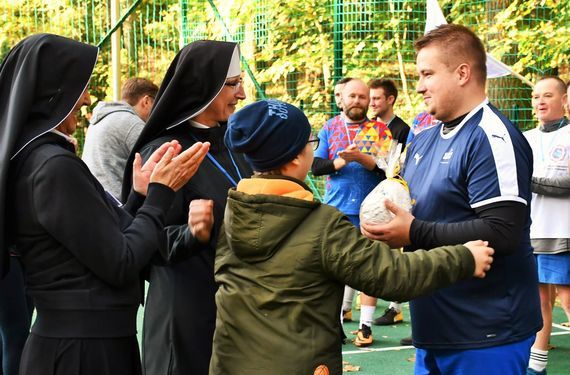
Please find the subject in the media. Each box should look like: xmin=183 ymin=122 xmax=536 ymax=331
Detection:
xmin=524 ymin=76 xmax=570 ymax=375
xmin=369 ymin=78 xmax=410 ymax=146
xmin=0 ymin=33 xmax=208 ymax=375
xmin=82 ymin=77 xmax=158 ymax=199
xmin=311 ymin=78 xmax=392 ymax=347
xmin=368 ymin=78 xmax=410 ymax=331
xmin=122 ymin=40 xmax=252 ymax=375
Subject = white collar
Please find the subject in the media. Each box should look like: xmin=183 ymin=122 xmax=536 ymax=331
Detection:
xmin=50 ymin=128 xmax=75 ymax=142
xmin=189 ymin=119 xmax=219 ymax=129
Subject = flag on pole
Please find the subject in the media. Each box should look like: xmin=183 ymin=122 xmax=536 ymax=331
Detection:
xmin=425 ymin=0 xmax=512 ymax=79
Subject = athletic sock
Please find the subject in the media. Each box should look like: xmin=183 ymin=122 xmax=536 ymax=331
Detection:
xmin=342 ymin=286 xmax=356 ymax=311
xmin=359 ymin=305 xmax=376 ymax=329
xmin=388 ymin=301 xmax=402 ymax=313
xmin=528 ymin=347 xmax=548 ymax=372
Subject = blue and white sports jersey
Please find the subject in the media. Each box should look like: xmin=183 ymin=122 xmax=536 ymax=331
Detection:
xmin=403 ymin=101 xmax=541 ymax=349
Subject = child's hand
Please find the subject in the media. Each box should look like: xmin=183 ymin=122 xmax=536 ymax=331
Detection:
xmin=463 ymin=240 xmax=494 ymax=278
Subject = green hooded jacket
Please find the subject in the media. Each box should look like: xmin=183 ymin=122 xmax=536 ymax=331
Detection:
xmin=210 ymin=176 xmax=475 ymax=375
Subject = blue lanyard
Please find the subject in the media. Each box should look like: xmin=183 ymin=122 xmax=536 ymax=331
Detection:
xmin=189 ymin=133 xmax=243 ymax=187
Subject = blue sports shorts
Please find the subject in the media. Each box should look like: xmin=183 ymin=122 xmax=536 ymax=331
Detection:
xmin=414 ymin=335 xmax=535 ymax=375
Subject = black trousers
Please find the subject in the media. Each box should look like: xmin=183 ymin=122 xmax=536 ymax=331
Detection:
xmin=19 ymin=334 xmax=142 ymax=375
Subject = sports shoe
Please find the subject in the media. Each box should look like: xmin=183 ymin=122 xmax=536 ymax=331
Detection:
xmin=400 ymin=336 xmax=413 ymax=346
xmin=353 ymin=324 xmax=373 ymax=347
xmin=373 ymin=307 xmax=404 ymax=326
xmin=526 ymin=368 xmax=547 ymax=375
xmin=342 ymin=309 xmax=353 ymax=322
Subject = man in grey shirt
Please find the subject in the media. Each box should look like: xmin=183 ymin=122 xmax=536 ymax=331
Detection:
xmin=82 ymin=77 xmax=158 ymax=199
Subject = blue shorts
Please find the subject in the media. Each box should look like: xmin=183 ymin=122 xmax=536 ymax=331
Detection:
xmin=536 ymin=253 xmax=570 ymax=285
xmin=414 ymin=335 xmax=535 ymax=375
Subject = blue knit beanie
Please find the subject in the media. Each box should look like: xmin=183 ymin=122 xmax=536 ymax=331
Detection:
xmin=225 ymin=100 xmax=312 ymax=171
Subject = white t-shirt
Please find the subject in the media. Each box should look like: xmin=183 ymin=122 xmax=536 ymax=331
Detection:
xmin=524 ymin=123 xmax=570 ymax=239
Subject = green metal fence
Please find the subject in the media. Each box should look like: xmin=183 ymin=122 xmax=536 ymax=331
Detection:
xmin=1 ymin=0 xmax=568 ymax=198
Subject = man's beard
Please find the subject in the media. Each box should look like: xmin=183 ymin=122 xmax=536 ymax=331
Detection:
xmin=345 ymin=106 xmax=367 ymax=122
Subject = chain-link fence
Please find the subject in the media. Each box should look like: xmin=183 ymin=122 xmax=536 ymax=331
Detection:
xmin=2 ymin=0 xmax=568 ymax=198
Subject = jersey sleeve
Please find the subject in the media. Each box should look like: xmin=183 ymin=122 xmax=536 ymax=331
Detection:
xmin=466 ymin=108 xmax=530 ymax=208
xmin=314 ymin=124 xmax=330 ymax=160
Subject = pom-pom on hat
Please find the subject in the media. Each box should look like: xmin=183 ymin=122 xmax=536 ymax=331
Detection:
xmin=225 ymin=100 xmax=311 ymax=172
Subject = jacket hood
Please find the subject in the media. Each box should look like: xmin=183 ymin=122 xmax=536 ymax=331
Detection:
xmin=89 ymin=101 xmax=138 ymax=125
xmin=121 ymin=39 xmax=239 ymax=201
xmin=0 ymin=33 xmax=97 ymax=276
xmin=223 ymin=177 xmax=319 ymax=263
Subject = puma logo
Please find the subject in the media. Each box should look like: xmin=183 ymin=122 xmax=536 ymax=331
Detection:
xmin=492 ymin=134 xmax=506 ymax=142
xmin=414 ymin=153 xmax=423 ymax=165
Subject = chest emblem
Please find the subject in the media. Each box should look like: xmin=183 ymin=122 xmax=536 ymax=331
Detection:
xmin=413 ymin=153 xmax=423 ymax=165
xmin=442 ymin=148 xmax=454 ymax=161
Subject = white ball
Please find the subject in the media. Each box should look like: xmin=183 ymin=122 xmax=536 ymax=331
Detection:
xmin=360 ymin=179 xmax=412 ymax=224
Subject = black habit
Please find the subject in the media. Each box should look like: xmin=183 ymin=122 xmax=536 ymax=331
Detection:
xmin=123 ymin=40 xmax=252 ymax=375
xmin=1 ymin=34 xmax=176 ymax=375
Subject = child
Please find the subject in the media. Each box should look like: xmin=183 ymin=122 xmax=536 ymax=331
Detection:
xmin=210 ymin=100 xmax=494 ymax=375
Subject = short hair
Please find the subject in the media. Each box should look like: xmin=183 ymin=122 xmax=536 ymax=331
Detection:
xmin=536 ymin=76 xmax=567 ymax=95
xmin=368 ymin=78 xmax=398 ymax=102
xmin=121 ymin=77 xmax=159 ymax=106
xmin=414 ymin=24 xmax=487 ymax=85
xmin=336 ymin=77 xmax=354 ymax=86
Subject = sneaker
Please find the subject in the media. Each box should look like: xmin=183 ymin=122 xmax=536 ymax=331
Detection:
xmin=353 ymin=324 xmax=373 ymax=347
xmin=400 ymin=336 xmax=413 ymax=346
xmin=342 ymin=309 xmax=353 ymax=322
xmin=373 ymin=307 xmax=404 ymax=326
xmin=526 ymin=368 xmax=547 ymax=375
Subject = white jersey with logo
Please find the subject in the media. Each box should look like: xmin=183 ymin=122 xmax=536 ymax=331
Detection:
xmin=524 ymin=124 xmax=570 ymax=239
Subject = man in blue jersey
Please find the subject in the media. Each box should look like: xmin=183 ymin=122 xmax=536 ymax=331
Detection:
xmin=361 ymin=24 xmax=541 ymax=374
xmin=312 ymin=78 xmax=393 ymax=347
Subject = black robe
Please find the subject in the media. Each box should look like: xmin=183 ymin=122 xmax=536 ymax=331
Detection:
xmin=139 ymin=123 xmax=251 ymax=375
xmin=0 ymin=34 xmax=175 ymax=375
xmin=122 ymin=40 xmax=252 ymax=374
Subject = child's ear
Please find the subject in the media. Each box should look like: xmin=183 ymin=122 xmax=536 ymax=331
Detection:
xmin=290 ymin=155 xmax=301 ymax=166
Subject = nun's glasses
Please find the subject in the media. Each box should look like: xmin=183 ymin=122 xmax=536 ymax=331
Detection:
xmin=224 ymin=78 xmax=243 ymax=93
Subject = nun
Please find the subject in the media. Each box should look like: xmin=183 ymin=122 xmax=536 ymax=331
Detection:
xmin=0 ymin=34 xmax=209 ymax=375
xmin=122 ymin=40 xmax=252 ymax=374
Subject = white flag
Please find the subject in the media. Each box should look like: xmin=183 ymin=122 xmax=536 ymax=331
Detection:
xmin=425 ymin=0 xmax=512 ymax=79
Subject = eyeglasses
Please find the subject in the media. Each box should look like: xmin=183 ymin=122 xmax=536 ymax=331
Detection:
xmin=308 ymin=138 xmax=320 ymax=151
xmin=224 ymin=78 xmax=243 ymax=93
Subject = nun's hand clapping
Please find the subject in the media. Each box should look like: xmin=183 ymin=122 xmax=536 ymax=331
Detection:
xmin=133 ymin=140 xmax=210 ymax=195
xmin=149 ymin=141 xmax=210 ymax=192
xmin=133 ymin=140 xmax=181 ymax=195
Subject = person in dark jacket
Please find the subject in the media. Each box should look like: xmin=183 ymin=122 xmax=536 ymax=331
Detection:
xmin=122 ymin=40 xmax=252 ymax=375
xmin=0 ymin=34 xmax=209 ymax=375
xmin=210 ymin=99 xmax=495 ymax=375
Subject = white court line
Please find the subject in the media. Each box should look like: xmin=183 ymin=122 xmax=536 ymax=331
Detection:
xmin=551 ymin=322 xmax=570 ymax=336
xmin=343 ymin=328 xmax=570 ymax=354
xmin=343 ymin=346 xmax=414 ymax=355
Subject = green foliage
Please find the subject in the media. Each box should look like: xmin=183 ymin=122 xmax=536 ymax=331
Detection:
xmin=1 ymin=0 xmax=569 ymax=137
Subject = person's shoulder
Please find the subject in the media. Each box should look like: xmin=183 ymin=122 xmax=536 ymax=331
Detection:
xmin=393 ymin=115 xmax=409 ymax=127
xmin=323 ymin=114 xmax=343 ymax=127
